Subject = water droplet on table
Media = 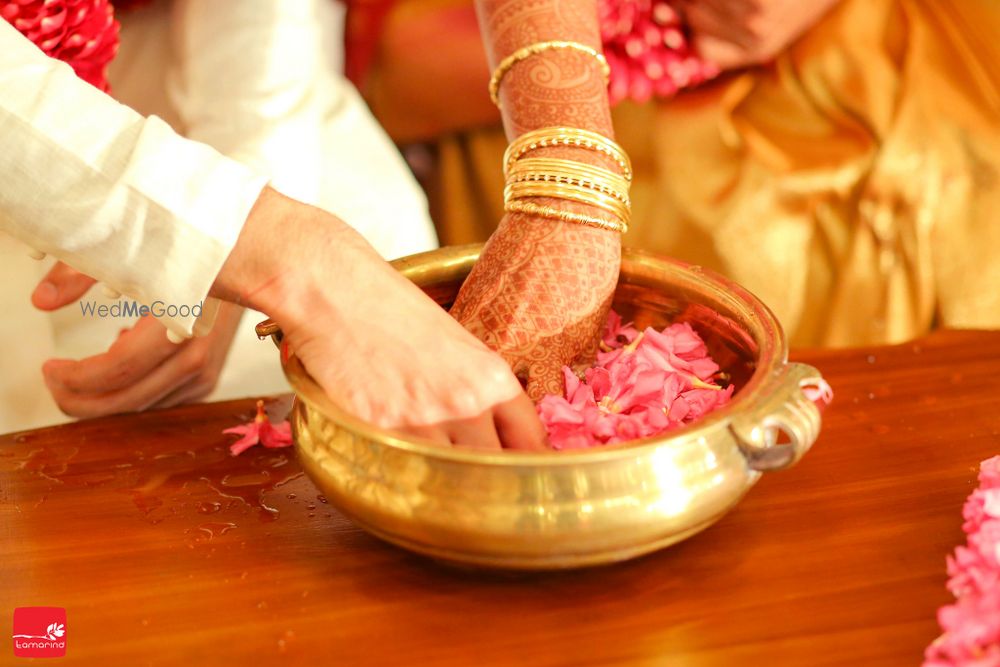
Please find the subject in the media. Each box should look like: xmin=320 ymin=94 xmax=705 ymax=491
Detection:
xmin=186 ymin=522 xmax=237 ymax=543
xmin=196 ymin=501 xmax=222 ymax=515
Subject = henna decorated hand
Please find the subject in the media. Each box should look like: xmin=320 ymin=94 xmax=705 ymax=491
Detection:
xmin=450 ymin=212 xmax=621 ymax=400
xmin=463 ymin=0 xmax=622 ymax=401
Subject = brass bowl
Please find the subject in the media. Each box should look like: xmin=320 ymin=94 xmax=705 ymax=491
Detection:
xmin=257 ymin=245 xmax=826 ymax=570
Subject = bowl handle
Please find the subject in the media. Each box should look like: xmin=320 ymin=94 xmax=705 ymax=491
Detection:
xmin=255 ymin=318 xmax=283 ymax=348
xmin=729 ymin=363 xmax=830 ymax=472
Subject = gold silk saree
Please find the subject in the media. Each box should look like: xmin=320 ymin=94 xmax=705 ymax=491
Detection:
xmin=362 ymin=0 xmax=1000 ymax=347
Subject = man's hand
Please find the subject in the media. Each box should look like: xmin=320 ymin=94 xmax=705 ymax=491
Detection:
xmin=32 ymin=262 xmax=242 ymax=416
xmin=680 ymin=0 xmax=841 ymax=71
xmin=450 ymin=213 xmax=620 ymax=401
xmin=213 ymin=188 xmax=548 ymax=451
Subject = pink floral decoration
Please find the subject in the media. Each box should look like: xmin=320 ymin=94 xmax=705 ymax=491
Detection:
xmin=539 ymin=312 xmax=733 ymax=450
xmin=1 ymin=0 xmax=120 ymax=92
xmin=598 ymin=0 xmax=719 ymax=105
xmin=925 ymin=456 xmax=1000 ymax=666
xmin=224 ymin=400 xmax=293 ymax=457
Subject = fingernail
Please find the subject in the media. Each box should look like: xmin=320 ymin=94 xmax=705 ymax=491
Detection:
xmin=33 ymin=281 xmax=58 ymax=306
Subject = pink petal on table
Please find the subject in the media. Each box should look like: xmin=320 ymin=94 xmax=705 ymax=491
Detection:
xmin=982 ymin=456 xmax=1000 ymax=489
xmin=224 ymin=400 xmax=293 ymax=455
xmin=228 ymin=429 xmax=262 ymax=457
xmin=947 ymin=545 xmax=1000 ymax=598
xmin=937 ymin=595 xmax=1000 ymax=657
xmin=969 ymin=520 xmax=1000 ymax=567
xmin=965 ymin=490 xmax=990 ymax=534
xmin=260 ymin=421 xmax=293 ymax=448
xmin=984 ymin=490 xmax=1000 ymax=519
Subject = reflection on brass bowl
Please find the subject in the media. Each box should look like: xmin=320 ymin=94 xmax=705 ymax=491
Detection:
xmin=257 ymin=245 xmax=826 ymax=570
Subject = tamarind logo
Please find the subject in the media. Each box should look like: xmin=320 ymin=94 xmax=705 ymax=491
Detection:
xmin=12 ymin=607 xmax=66 ymax=658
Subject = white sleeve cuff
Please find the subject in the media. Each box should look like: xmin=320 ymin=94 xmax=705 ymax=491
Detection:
xmin=0 ymin=19 xmax=268 ymax=337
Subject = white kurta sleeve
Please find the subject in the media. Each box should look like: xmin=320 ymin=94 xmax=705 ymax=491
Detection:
xmin=167 ymin=0 xmax=438 ymax=260
xmin=0 ymin=19 xmax=268 ymax=337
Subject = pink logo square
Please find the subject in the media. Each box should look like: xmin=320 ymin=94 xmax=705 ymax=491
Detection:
xmin=12 ymin=607 xmax=67 ymax=658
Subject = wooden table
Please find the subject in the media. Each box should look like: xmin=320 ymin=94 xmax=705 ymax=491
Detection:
xmin=2 ymin=330 xmax=999 ymax=667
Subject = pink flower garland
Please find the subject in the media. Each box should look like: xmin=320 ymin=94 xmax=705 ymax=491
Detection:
xmin=924 ymin=456 xmax=1000 ymax=666
xmin=1 ymin=0 xmax=120 ymax=92
xmin=539 ymin=311 xmax=733 ymax=449
xmin=599 ymin=0 xmax=719 ymax=105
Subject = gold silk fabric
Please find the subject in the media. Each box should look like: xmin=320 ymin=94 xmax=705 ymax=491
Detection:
xmin=426 ymin=0 xmax=1000 ymax=347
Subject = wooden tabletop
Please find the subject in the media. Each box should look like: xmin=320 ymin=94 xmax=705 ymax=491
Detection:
xmin=2 ymin=330 xmax=999 ymax=667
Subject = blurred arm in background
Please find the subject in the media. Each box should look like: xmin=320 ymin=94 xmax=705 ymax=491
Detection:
xmin=678 ymin=0 xmax=841 ymax=71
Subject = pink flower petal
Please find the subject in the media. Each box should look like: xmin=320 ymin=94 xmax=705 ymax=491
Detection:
xmin=224 ymin=400 xmax=293 ymax=456
xmin=539 ymin=312 xmax=733 ymax=449
xmin=228 ymin=429 xmax=262 ymax=457
xmin=926 ymin=457 xmax=1000 ymax=664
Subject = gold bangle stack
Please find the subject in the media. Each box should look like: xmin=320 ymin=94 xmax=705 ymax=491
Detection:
xmin=502 ymin=128 xmax=632 ymax=234
xmin=507 ymin=158 xmax=631 ymax=206
xmin=504 ymin=127 xmax=632 ymax=181
xmin=505 ymin=181 xmax=630 ymax=225
xmin=489 ymin=40 xmax=610 ymax=107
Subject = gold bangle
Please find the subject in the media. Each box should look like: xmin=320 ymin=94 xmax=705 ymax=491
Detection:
xmin=508 ymin=157 xmax=630 ymax=186
xmin=505 ymin=180 xmax=630 ymax=221
xmin=507 ymin=158 xmax=631 ymax=204
xmin=504 ymin=180 xmax=631 ymax=224
xmin=489 ymin=41 xmax=610 ymax=107
xmin=504 ymin=127 xmax=632 ymax=181
xmin=505 ymin=200 xmax=627 ymax=234
xmin=507 ymin=172 xmax=631 ymax=206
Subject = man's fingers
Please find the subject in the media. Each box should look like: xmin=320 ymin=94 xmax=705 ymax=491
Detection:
xmin=43 ymin=341 xmax=206 ymax=418
xmin=32 ymin=262 xmax=97 ymax=311
xmin=446 ymin=412 xmax=503 ymax=451
xmin=148 ymin=379 xmax=213 ymax=411
xmin=396 ymin=424 xmax=453 ymax=448
xmin=43 ymin=317 xmax=180 ymax=394
xmin=390 ymin=403 xmax=545 ymax=451
xmin=44 ymin=367 xmax=200 ymax=419
xmin=494 ymin=393 xmax=549 ymax=451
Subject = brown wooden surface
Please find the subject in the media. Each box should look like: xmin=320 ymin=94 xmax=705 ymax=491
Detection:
xmin=2 ymin=330 xmax=999 ymax=666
